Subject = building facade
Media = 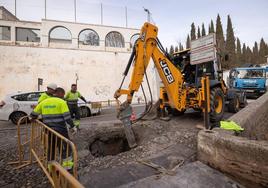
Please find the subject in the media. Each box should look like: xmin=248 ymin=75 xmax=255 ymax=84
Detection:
xmin=0 ymin=6 xmax=158 ymax=102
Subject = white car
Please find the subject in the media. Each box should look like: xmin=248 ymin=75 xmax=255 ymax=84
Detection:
xmin=0 ymin=91 xmax=101 ymax=125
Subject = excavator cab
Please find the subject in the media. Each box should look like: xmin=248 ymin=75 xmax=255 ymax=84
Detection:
xmin=173 ymin=49 xmax=196 ymax=85
xmin=173 ymin=50 xmax=217 ymax=86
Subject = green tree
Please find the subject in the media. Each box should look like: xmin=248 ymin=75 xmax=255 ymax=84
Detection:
xmin=246 ymin=46 xmax=253 ymax=64
xmin=169 ymin=45 xmax=174 ymax=55
xmin=191 ymin=23 xmax=196 ymax=40
xmin=186 ymin=34 xmax=190 ymax=49
xmin=259 ymin=38 xmax=267 ymax=64
xmin=197 ymin=26 xmax=201 ymax=38
xmin=241 ymin=43 xmax=247 ymax=63
xmin=265 ymin=43 xmax=268 ymax=59
xmin=179 ymin=42 xmax=184 ymax=51
xmin=252 ymin=41 xmax=259 ymax=64
xmin=210 ymin=19 xmax=215 ymax=33
xmin=216 ymin=14 xmax=225 ymax=67
xmin=225 ymin=15 xmax=236 ymax=68
xmin=175 ymin=46 xmax=179 ymax=52
xmin=201 ymin=23 xmax=206 ymax=36
xmin=208 ymin=24 xmax=211 ymax=33
xmin=236 ymin=37 xmax=242 ymax=65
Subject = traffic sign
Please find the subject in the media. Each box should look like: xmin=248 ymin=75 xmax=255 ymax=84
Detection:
xmin=190 ymin=33 xmax=216 ymax=65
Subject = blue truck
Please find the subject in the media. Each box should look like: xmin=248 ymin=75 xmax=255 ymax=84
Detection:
xmin=228 ymin=67 xmax=267 ymax=97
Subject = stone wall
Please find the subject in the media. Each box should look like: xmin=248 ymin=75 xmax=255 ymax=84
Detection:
xmin=229 ymin=93 xmax=268 ymax=140
xmin=0 ymin=45 xmax=158 ymax=102
xmin=198 ymin=129 xmax=268 ymax=187
xmin=198 ymin=93 xmax=268 ymax=187
xmin=0 ymin=18 xmax=159 ymax=102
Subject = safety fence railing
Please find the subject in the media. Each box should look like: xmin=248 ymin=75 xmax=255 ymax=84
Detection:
xmin=98 ymin=99 xmax=118 ymax=108
xmin=8 ymin=116 xmax=32 ymax=169
xmin=9 ymin=116 xmax=84 ymax=188
xmin=51 ymin=161 xmax=83 ymax=188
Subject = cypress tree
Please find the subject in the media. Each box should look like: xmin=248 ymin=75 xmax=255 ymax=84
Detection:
xmin=225 ymin=15 xmax=236 ymax=68
xmin=265 ymin=43 xmax=268 ymax=60
xmin=210 ymin=20 xmax=215 ymax=33
xmin=208 ymin=24 xmax=211 ymax=34
xmin=252 ymin=41 xmax=259 ymax=64
xmin=259 ymin=38 xmax=267 ymax=64
xmin=175 ymin=46 xmax=179 ymax=52
xmin=246 ymin=46 xmax=253 ymax=64
xmin=197 ymin=26 xmax=201 ymax=38
xmin=186 ymin=35 xmax=190 ymax=49
xmin=169 ymin=45 xmax=174 ymax=55
xmin=216 ymin=14 xmax=225 ymax=67
xmin=179 ymin=43 xmax=184 ymax=51
xmin=191 ymin=23 xmax=196 ymax=40
xmin=241 ymin=43 xmax=247 ymax=63
xmin=236 ymin=37 xmax=242 ymax=65
xmin=201 ymin=23 xmax=206 ymax=36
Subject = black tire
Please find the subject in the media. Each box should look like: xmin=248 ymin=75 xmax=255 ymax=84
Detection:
xmin=86 ymin=108 xmax=91 ymax=117
xmin=240 ymin=97 xmax=247 ymax=108
xmin=228 ymin=95 xmax=240 ymax=113
xmin=79 ymin=107 xmax=85 ymax=118
xmin=80 ymin=107 xmax=89 ymax=118
xmin=210 ymin=87 xmax=225 ymax=123
xmin=10 ymin=111 xmax=27 ymax=125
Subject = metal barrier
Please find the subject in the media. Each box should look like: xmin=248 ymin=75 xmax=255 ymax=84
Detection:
xmin=51 ymin=161 xmax=84 ymax=188
xmin=98 ymin=99 xmax=118 ymax=107
xmin=10 ymin=116 xmax=83 ymax=188
xmin=8 ymin=116 xmax=32 ymax=169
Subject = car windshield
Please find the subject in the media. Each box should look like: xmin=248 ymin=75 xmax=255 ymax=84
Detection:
xmin=237 ymin=69 xmax=265 ymax=79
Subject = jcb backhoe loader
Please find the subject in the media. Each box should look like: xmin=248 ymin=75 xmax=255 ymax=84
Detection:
xmin=114 ymin=22 xmax=246 ymax=148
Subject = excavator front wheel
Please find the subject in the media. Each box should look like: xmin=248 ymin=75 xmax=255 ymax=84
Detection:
xmin=210 ymin=87 xmax=225 ymax=122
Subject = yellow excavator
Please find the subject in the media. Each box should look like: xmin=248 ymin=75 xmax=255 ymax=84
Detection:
xmin=114 ymin=22 xmax=246 ymax=148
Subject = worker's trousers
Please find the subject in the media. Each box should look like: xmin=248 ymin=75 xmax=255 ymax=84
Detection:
xmin=68 ymin=104 xmax=80 ymax=120
xmin=47 ymin=128 xmax=71 ymax=162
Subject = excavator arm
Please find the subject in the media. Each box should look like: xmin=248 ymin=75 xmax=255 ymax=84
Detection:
xmin=115 ymin=22 xmax=186 ymax=111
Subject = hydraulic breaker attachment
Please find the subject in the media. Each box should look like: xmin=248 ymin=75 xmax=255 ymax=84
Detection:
xmin=117 ymin=101 xmax=137 ymax=148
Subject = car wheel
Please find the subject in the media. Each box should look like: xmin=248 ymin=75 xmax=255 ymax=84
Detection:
xmin=80 ymin=107 xmax=89 ymax=118
xmin=86 ymin=108 xmax=91 ymax=117
xmin=10 ymin=111 xmax=27 ymax=125
xmin=79 ymin=107 xmax=85 ymax=118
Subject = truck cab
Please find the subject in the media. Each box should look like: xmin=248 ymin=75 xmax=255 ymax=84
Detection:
xmin=229 ymin=67 xmax=267 ymax=96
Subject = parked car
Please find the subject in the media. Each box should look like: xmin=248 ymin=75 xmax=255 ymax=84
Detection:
xmin=0 ymin=91 xmax=101 ymax=125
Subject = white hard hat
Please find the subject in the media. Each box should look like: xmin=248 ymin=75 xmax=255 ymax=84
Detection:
xmin=47 ymin=83 xmax=57 ymax=90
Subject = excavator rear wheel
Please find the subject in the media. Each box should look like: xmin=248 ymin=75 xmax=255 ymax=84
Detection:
xmin=228 ymin=95 xmax=240 ymax=113
xmin=210 ymin=87 xmax=225 ymax=123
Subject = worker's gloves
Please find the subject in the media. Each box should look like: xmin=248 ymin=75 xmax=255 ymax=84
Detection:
xmin=70 ymin=127 xmax=78 ymax=135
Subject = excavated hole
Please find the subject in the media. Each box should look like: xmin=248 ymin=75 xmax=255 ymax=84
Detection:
xmin=89 ymin=134 xmax=131 ymax=157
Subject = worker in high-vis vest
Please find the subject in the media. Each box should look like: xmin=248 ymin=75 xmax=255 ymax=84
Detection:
xmin=38 ymin=83 xmax=57 ymax=103
xmin=31 ymin=87 xmax=77 ymax=171
xmin=65 ymin=84 xmax=87 ymax=128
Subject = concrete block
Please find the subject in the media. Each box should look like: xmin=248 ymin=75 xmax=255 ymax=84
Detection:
xmin=198 ymin=130 xmax=268 ymax=187
xmin=229 ymin=92 xmax=268 ymax=140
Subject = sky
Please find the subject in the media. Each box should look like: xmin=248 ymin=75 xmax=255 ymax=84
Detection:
xmin=0 ymin=0 xmax=268 ymax=48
